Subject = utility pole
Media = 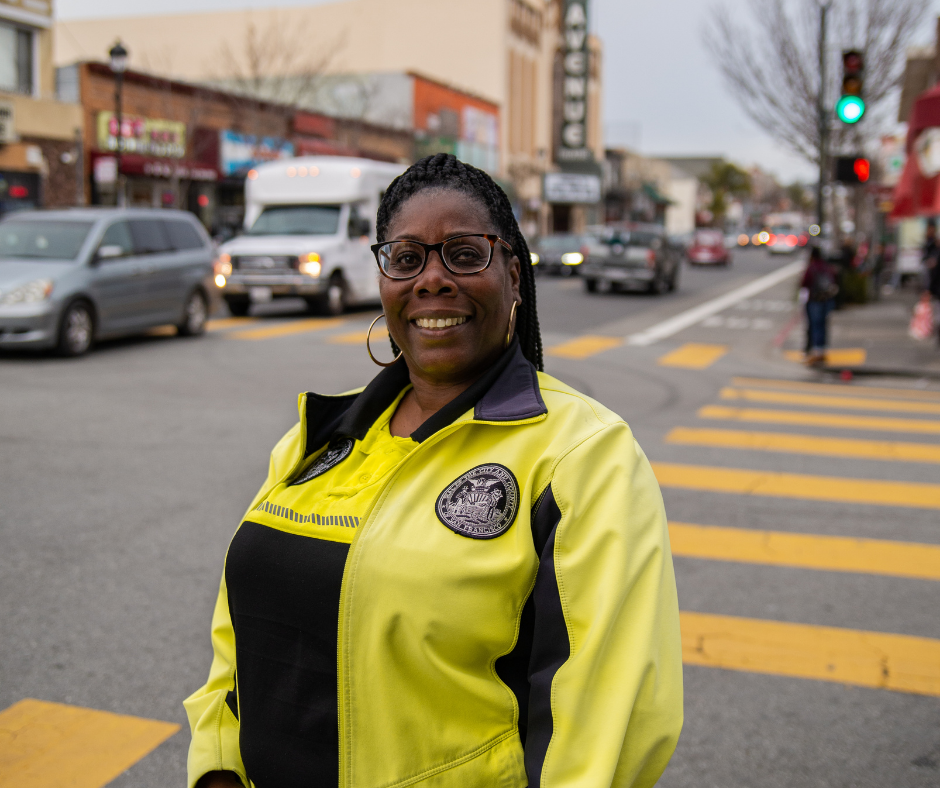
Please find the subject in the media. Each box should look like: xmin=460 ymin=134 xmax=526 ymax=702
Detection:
xmin=816 ymin=1 xmax=832 ymax=234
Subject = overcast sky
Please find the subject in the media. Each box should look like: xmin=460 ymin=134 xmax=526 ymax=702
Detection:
xmin=58 ymin=0 xmax=940 ymax=184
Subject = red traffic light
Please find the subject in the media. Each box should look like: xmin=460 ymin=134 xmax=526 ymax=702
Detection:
xmin=853 ymin=158 xmax=870 ymax=182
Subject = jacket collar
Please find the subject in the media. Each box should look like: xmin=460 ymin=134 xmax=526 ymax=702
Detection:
xmin=302 ymin=337 xmax=547 ymax=455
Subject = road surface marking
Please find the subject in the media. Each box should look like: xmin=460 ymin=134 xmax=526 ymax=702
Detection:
xmin=626 ymin=260 xmax=803 ymax=346
xmin=701 ymin=315 xmax=773 ymax=330
xmin=329 ymin=326 xmax=386 ymax=344
xmin=0 ymin=698 xmax=179 ymax=788
xmin=144 ymin=325 xmax=178 ymax=337
xmin=720 ymin=387 xmax=940 ymax=415
xmin=207 ymin=317 xmax=259 ymax=331
xmin=666 ymin=427 xmax=940 ymax=464
xmin=732 ymin=376 xmax=940 ymax=402
xmin=658 ymin=343 xmax=728 ymax=369
xmin=680 ymin=612 xmax=940 ymax=697
xmin=228 ymin=317 xmax=345 ymax=340
xmin=668 ymin=522 xmax=940 ymax=580
xmin=784 ymin=348 xmax=867 ymax=365
xmin=547 ymin=335 xmax=623 ymax=359
xmin=698 ymin=405 xmax=940 ymax=435
xmin=651 ymin=461 xmax=940 ymax=510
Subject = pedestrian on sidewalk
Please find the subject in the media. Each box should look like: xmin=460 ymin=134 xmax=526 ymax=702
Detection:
xmin=926 ymin=220 xmax=940 ymax=343
xmin=800 ymin=246 xmax=839 ymax=366
xmin=185 ymin=154 xmax=683 ymax=788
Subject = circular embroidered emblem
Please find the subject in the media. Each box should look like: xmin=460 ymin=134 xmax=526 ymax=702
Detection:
xmin=435 ymin=464 xmax=519 ymax=539
xmin=291 ymin=438 xmax=354 ymax=485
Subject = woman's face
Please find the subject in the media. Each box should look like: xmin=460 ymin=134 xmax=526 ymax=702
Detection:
xmin=379 ymin=188 xmax=521 ymax=386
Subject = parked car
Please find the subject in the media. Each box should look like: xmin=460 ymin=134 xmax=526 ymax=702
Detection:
xmin=0 ymin=208 xmax=215 ymax=356
xmin=688 ymin=229 xmax=731 ymax=266
xmin=216 ymin=156 xmax=405 ymax=316
xmin=530 ymin=233 xmax=587 ymax=276
xmin=580 ymin=225 xmax=681 ymax=295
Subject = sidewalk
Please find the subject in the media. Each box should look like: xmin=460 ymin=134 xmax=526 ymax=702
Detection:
xmin=779 ymin=287 xmax=940 ymax=379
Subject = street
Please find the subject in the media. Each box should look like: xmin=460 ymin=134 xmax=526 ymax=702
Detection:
xmin=2 ymin=247 xmax=939 ymax=788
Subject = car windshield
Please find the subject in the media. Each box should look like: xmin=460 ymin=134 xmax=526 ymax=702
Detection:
xmin=247 ymin=204 xmax=342 ymax=236
xmin=538 ymin=235 xmax=581 ymax=250
xmin=0 ymin=220 xmax=94 ymax=260
xmin=608 ymin=231 xmax=660 ymax=247
xmin=695 ymin=230 xmax=723 ymax=246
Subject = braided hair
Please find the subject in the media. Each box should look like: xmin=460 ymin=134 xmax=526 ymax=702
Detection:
xmin=376 ymin=153 xmax=543 ymax=371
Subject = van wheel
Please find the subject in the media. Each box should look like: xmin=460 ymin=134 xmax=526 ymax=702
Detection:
xmin=178 ymin=290 xmax=208 ymax=336
xmin=225 ymin=296 xmax=251 ymax=317
xmin=57 ymin=300 xmax=95 ymax=357
xmin=584 ymin=278 xmax=598 ymax=293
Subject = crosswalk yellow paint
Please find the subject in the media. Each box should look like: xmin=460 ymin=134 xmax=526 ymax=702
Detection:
xmin=698 ymin=404 xmax=940 ymax=435
xmin=783 ymin=348 xmax=867 ymax=365
xmin=668 ymin=522 xmax=940 ymax=580
xmin=227 ymin=316 xmax=345 ymax=340
xmin=207 ymin=317 xmax=259 ymax=331
xmin=720 ymin=386 xmax=940 ymax=415
xmin=0 ymin=699 xmax=179 ymax=788
xmin=651 ymin=461 xmax=940 ymax=509
xmin=329 ymin=326 xmax=387 ymax=345
xmin=680 ymin=612 xmax=940 ymax=697
xmin=732 ymin=377 xmax=940 ymax=402
xmin=666 ymin=426 xmax=940 ymax=463
xmin=657 ymin=343 xmax=728 ymax=369
xmin=546 ymin=335 xmax=623 ymax=359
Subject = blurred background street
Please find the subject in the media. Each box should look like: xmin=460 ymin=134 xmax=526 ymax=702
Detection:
xmin=3 ymin=0 xmax=940 ymax=786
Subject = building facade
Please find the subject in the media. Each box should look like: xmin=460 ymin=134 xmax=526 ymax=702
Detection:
xmin=0 ymin=0 xmax=82 ymax=214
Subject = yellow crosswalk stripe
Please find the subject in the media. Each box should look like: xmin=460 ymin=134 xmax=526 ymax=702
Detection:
xmin=698 ymin=404 xmax=940 ymax=435
xmin=668 ymin=522 xmax=940 ymax=580
xmin=680 ymin=612 xmax=940 ymax=696
xmin=207 ymin=317 xmax=259 ymax=331
xmin=721 ymin=386 xmax=940 ymax=415
xmin=0 ymin=699 xmax=179 ymax=788
xmin=732 ymin=376 xmax=940 ymax=402
xmin=783 ymin=348 xmax=867 ymax=365
xmin=228 ymin=317 xmax=345 ymax=340
xmin=666 ymin=426 xmax=940 ymax=463
xmin=651 ymin=461 xmax=940 ymax=510
xmin=329 ymin=326 xmax=387 ymax=345
xmin=658 ymin=343 xmax=728 ymax=369
xmin=546 ymin=335 xmax=623 ymax=359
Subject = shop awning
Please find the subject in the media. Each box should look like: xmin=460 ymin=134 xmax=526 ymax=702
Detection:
xmin=92 ymin=151 xmax=218 ymax=182
xmin=891 ymin=84 xmax=940 ymax=218
xmin=642 ymin=182 xmax=674 ymax=205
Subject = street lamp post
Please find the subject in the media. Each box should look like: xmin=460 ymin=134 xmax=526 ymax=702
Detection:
xmin=108 ymin=41 xmax=128 ymax=208
xmin=816 ymin=1 xmax=832 ymax=235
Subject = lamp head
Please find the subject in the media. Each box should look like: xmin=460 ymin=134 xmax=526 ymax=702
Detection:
xmin=109 ymin=41 xmax=128 ymax=74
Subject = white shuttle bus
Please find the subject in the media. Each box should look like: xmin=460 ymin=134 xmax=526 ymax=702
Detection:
xmin=215 ymin=156 xmax=406 ymax=315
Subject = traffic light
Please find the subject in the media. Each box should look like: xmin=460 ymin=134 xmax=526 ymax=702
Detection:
xmin=835 ymin=50 xmax=865 ymax=124
xmin=834 ymin=156 xmax=870 ymax=184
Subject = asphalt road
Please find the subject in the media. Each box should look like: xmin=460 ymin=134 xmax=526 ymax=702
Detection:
xmin=2 ymin=246 xmax=939 ymax=788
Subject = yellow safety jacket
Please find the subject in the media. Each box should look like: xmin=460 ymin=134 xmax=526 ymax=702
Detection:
xmin=184 ymin=340 xmax=683 ymax=788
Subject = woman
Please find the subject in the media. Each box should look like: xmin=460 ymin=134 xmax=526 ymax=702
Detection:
xmin=800 ymin=246 xmax=838 ymax=366
xmin=185 ymin=155 xmax=683 ymax=788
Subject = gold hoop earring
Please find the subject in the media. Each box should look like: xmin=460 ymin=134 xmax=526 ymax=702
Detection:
xmin=505 ymin=300 xmax=518 ymax=348
xmin=366 ymin=314 xmax=402 ymax=367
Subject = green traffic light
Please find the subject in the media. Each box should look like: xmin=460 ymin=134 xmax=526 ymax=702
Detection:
xmin=835 ymin=95 xmax=865 ymax=124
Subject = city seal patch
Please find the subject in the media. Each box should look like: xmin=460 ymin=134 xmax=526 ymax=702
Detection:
xmin=291 ymin=438 xmax=354 ymax=485
xmin=435 ymin=463 xmax=519 ymax=539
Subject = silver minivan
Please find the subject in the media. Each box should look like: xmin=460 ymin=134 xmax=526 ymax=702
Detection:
xmin=0 ymin=208 xmax=215 ymax=356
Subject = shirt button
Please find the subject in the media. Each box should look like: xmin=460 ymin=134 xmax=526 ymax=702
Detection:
xmin=359 ymin=473 xmax=370 ymax=483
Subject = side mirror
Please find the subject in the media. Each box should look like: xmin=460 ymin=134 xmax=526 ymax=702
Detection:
xmin=94 ymin=244 xmax=125 ymax=263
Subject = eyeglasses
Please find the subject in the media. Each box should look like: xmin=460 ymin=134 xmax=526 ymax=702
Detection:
xmin=372 ymin=234 xmax=513 ymax=280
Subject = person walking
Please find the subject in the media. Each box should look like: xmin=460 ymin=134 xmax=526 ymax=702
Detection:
xmin=925 ymin=220 xmax=940 ymax=343
xmin=801 ymin=246 xmax=839 ymax=366
xmin=185 ymin=154 xmax=683 ymax=788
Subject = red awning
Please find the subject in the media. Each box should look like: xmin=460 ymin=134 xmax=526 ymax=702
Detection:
xmin=891 ymin=85 xmax=940 ymax=219
xmin=90 ymin=151 xmax=218 ymax=182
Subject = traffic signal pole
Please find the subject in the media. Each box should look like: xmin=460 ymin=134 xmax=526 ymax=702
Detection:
xmin=816 ymin=1 xmax=832 ymax=232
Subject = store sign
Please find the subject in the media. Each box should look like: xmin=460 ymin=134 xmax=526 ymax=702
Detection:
xmin=96 ymin=112 xmax=186 ymax=158
xmin=544 ymin=172 xmax=601 ymax=204
xmin=0 ymin=101 xmax=14 ymax=144
xmin=915 ymin=128 xmax=940 ymax=179
xmin=558 ymin=0 xmax=591 ymax=163
xmin=220 ymin=130 xmax=294 ymax=177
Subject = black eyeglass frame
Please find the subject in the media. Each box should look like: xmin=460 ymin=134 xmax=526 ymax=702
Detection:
xmin=371 ymin=233 xmax=514 ymax=280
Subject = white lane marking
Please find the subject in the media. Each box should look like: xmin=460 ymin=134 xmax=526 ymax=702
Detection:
xmin=702 ymin=316 xmax=774 ymax=330
xmin=626 ymin=261 xmax=804 ymax=346
xmin=734 ymin=299 xmax=792 ymax=312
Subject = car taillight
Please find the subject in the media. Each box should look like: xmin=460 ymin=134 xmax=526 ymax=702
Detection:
xmin=646 ymin=249 xmax=656 ymax=268
xmin=768 ymin=233 xmax=777 ymax=245
xmin=580 ymin=245 xmax=589 ymax=256
xmin=798 ymin=234 xmax=808 ymax=246
xmin=786 ymin=234 xmax=798 ymax=247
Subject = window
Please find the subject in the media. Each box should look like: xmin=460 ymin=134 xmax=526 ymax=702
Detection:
xmin=247 ymin=205 xmax=342 ymax=236
xmin=0 ymin=220 xmax=93 ymax=260
xmin=0 ymin=22 xmax=34 ymax=96
xmin=163 ymin=219 xmax=205 ymax=250
xmin=129 ymin=219 xmax=172 ymax=254
xmin=99 ymin=221 xmax=135 ymax=258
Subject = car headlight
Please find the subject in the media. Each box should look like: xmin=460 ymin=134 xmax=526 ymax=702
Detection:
xmin=561 ymin=252 xmax=584 ymax=265
xmin=299 ymin=252 xmax=321 ymax=277
xmin=0 ymin=278 xmax=53 ymax=305
xmin=214 ymin=253 xmax=232 ymax=276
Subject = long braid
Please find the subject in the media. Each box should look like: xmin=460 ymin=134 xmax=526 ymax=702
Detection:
xmin=377 ymin=154 xmax=543 ymax=371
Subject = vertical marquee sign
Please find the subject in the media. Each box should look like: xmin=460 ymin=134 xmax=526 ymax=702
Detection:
xmin=558 ymin=0 xmax=590 ymax=163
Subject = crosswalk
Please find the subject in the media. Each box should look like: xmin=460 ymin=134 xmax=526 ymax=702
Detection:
xmin=657 ymin=374 xmax=940 ymax=697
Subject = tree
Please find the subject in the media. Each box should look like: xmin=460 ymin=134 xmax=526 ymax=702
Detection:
xmin=702 ymin=161 xmax=752 ymax=225
xmin=704 ymin=0 xmax=928 ymax=165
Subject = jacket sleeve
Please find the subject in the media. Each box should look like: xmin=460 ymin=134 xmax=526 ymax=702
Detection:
xmin=183 ymin=423 xmax=302 ymax=788
xmin=525 ymin=422 xmax=683 ymax=788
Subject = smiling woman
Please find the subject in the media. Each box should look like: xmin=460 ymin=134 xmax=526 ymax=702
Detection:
xmin=185 ymin=154 xmax=683 ymax=788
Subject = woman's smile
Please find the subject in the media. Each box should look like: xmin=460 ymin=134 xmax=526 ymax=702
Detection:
xmin=411 ymin=314 xmax=470 ymax=331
